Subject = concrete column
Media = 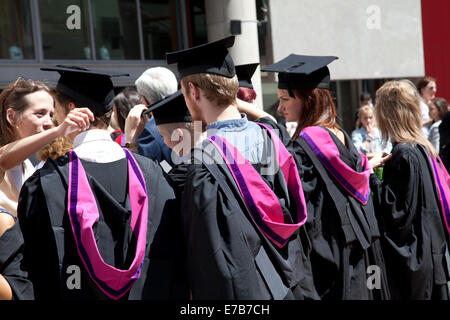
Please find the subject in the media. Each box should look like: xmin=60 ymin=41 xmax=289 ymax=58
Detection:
xmin=204 ymin=0 xmax=263 ymax=109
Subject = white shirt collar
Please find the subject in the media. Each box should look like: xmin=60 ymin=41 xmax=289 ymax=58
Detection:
xmin=73 ymin=129 xmax=126 ymax=163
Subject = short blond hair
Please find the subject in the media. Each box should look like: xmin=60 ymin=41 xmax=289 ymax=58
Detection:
xmin=375 ymin=80 xmax=436 ymax=157
xmin=355 ymin=105 xmax=374 ymax=129
xmin=181 ymin=73 xmax=238 ymax=107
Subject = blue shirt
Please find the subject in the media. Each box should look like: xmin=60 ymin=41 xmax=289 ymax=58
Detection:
xmin=206 ymin=114 xmax=265 ymax=163
xmin=138 ymin=117 xmax=175 ymax=166
xmin=351 ymin=126 xmax=392 ymax=154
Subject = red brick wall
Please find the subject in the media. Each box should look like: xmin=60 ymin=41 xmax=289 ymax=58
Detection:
xmin=421 ymin=0 xmax=450 ymax=101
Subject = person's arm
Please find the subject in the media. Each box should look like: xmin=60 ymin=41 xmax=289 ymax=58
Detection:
xmin=235 ymin=98 xmax=276 ymax=122
xmin=0 ymin=275 xmax=12 ymax=300
xmin=124 ymin=104 xmax=148 ymax=152
xmin=351 ymin=129 xmax=368 ymax=153
xmin=368 ymin=151 xmax=392 ymax=173
xmin=0 ymin=213 xmax=14 ymax=300
xmin=429 ymin=125 xmax=440 ymax=153
xmin=0 ymin=108 xmax=93 ymax=171
xmin=423 ymin=119 xmax=433 ymax=127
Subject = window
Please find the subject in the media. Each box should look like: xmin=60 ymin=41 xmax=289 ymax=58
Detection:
xmin=141 ymin=0 xmax=180 ymax=60
xmin=39 ymin=0 xmax=92 ymax=59
xmin=2 ymin=0 xmax=203 ymax=61
xmin=91 ymin=0 xmax=140 ymax=60
xmin=188 ymin=0 xmax=206 ymax=46
xmin=0 ymin=0 xmax=35 ymax=60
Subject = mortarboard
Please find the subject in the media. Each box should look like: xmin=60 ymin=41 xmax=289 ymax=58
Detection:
xmin=236 ymin=63 xmax=259 ymax=89
xmin=166 ymin=36 xmax=236 ymax=79
xmin=41 ymin=65 xmax=129 ymax=115
xmin=262 ymin=54 xmax=338 ymax=96
xmin=143 ymin=90 xmax=192 ymax=125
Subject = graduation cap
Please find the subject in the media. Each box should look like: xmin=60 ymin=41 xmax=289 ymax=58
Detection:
xmin=40 ymin=65 xmax=129 ymax=115
xmin=143 ymin=90 xmax=192 ymax=125
xmin=166 ymin=36 xmax=236 ymax=79
xmin=262 ymin=54 xmax=338 ymax=96
xmin=236 ymin=63 xmax=259 ymax=89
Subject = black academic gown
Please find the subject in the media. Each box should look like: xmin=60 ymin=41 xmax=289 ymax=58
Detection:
xmin=291 ymin=127 xmax=390 ymax=300
xmin=174 ymin=118 xmax=318 ymax=300
xmin=17 ymin=152 xmax=188 ymax=300
xmin=0 ymin=210 xmax=34 ymax=300
xmin=370 ymin=143 xmax=450 ymax=300
xmin=439 ymin=111 xmax=450 ymax=172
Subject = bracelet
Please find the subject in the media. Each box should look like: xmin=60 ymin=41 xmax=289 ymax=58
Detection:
xmin=124 ymin=142 xmax=138 ymax=149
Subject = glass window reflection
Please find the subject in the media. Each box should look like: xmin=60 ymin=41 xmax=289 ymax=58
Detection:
xmin=189 ymin=0 xmax=206 ymax=46
xmin=0 ymin=0 xmax=35 ymax=60
xmin=141 ymin=0 xmax=179 ymax=60
xmin=39 ymin=0 xmax=92 ymax=60
xmin=91 ymin=0 xmax=140 ymax=60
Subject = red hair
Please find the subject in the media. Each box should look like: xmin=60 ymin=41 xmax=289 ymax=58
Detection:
xmin=291 ymin=88 xmax=337 ymax=140
xmin=237 ymin=87 xmax=257 ymax=103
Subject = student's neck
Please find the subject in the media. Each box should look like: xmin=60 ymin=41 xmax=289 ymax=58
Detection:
xmin=68 ymin=127 xmax=107 ymax=142
xmin=203 ymin=103 xmax=241 ymax=125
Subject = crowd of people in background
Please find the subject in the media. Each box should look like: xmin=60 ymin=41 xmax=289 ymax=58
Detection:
xmin=0 ymin=36 xmax=449 ymax=301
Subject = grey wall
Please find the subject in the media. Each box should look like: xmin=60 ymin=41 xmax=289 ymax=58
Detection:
xmin=205 ymin=0 xmax=264 ymax=109
xmin=268 ymin=0 xmax=425 ymax=80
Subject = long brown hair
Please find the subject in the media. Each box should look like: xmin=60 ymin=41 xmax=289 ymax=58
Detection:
xmin=375 ymin=80 xmax=437 ymax=157
xmin=290 ymin=88 xmax=337 ymax=140
xmin=430 ymin=97 xmax=448 ymax=121
xmin=0 ymin=78 xmax=51 ymax=146
xmin=416 ymin=76 xmax=436 ymax=97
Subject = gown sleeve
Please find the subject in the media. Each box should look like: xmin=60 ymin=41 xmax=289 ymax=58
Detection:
xmin=17 ymin=171 xmax=61 ymax=299
xmin=255 ymin=117 xmax=293 ymax=146
xmin=0 ymin=211 xmax=34 ymax=300
xmin=369 ymin=147 xmax=420 ymax=239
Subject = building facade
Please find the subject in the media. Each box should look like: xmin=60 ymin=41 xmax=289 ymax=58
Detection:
xmin=0 ymin=0 xmax=207 ymax=87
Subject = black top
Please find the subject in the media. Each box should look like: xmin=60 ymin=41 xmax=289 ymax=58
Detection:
xmin=439 ymin=111 xmax=450 ymax=172
xmin=0 ymin=209 xmax=34 ymax=300
xmin=17 ymin=153 xmax=188 ymax=300
xmin=370 ymin=142 xmax=450 ymax=299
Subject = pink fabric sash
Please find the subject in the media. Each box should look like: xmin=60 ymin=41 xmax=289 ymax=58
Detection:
xmin=429 ymin=154 xmax=450 ymax=235
xmin=300 ymin=126 xmax=371 ymax=205
xmin=208 ymin=123 xmax=307 ymax=248
xmin=67 ymin=149 xmax=148 ymax=300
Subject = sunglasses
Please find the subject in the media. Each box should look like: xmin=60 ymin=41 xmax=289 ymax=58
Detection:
xmin=13 ymin=76 xmax=32 ymax=86
xmin=2 ymin=76 xmax=34 ymax=108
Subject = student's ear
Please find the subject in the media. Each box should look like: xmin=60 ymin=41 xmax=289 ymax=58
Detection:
xmin=175 ymin=128 xmax=184 ymax=142
xmin=6 ymin=108 xmax=17 ymax=127
xmin=188 ymin=82 xmax=201 ymax=100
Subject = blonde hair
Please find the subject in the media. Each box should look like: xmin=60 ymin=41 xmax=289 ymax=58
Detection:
xmin=181 ymin=73 xmax=238 ymax=107
xmin=375 ymin=80 xmax=437 ymax=157
xmin=37 ymin=136 xmax=73 ymax=161
xmin=355 ymin=105 xmax=374 ymax=129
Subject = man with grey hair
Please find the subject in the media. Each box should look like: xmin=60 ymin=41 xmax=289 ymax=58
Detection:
xmin=135 ymin=67 xmax=178 ymax=105
xmin=125 ymin=67 xmax=178 ymax=165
